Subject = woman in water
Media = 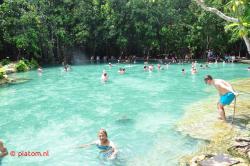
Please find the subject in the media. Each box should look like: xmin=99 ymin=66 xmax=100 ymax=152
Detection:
xmin=79 ymin=129 xmax=118 ymax=160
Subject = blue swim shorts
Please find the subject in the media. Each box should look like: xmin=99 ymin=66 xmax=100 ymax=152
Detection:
xmin=220 ymin=92 xmax=235 ymax=106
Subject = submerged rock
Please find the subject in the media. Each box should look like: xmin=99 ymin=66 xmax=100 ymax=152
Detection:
xmin=0 ymin=77 xmax=30 ymax=85
xmin=190 ymin=153 xmax=247 ymax=166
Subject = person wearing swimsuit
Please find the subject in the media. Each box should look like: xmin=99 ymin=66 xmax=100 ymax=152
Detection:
xmin=204 ymin=75 xmax=238 ymax=121
xmin=78 ymin=129 xmax=118 ymax=159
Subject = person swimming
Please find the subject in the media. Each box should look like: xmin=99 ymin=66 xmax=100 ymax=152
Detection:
xmin=78 ymin=129 xmax=118 ymax=160
xmin=157 ymin=64 xmax=161 ymax=70
xmin=191 ymin=67 xmax=197 ymax=74
xmin=109 ymin=63 xmax=112 ymax=68
xmin=118 ymin=68 xmax=125 ymax=74
xmin=247 ymin=67 xmax=250 ymax=71
xmin=148 ymin=64 xmax=154 ymax=71
xmin=204 ymin=75 xmax=238 ymax=121
xmin=101 ymin=71 xmax=108 ymax=82
xmin=37 ymin=66 xmax=43 ymax=73
xmin=182 ymin=69 xmax=185 ymax=75
xmin=143 ymin=65 xmax=148 ymax=71
xmin=0 ymin=140 xmax=8 ymax=158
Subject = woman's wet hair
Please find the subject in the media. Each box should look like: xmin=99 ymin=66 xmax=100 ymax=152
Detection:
xmin=99 ymin=129 xmax=108 ymax=137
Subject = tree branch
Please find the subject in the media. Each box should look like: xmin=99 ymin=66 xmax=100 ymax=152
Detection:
xmin=194 ymin=0 xmax=239 ymax=23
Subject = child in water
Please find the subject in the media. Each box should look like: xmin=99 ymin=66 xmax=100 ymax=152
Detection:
xmin=79 ymin=129 xmax=118 ymax=160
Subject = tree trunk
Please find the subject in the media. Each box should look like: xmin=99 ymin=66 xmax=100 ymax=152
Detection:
xmin=243 ymin=35 xmax=250 ymax=56
xmin=194 ymin=0 xmax=250 ymax=56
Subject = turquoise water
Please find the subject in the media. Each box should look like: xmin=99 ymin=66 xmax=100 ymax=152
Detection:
xmin=0 ymin=63 xmax=249 ymax=166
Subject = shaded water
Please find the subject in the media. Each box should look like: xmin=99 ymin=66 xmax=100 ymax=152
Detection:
xmin=0 ymin=63 xmax=249 ymax=166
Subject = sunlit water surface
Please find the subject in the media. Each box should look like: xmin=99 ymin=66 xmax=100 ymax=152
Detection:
xmin=0 ymin=63 xmax=249 ymax=166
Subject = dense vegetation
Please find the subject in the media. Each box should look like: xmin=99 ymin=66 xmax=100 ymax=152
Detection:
xmin=0 ymin=0 xmax=249 ymax=64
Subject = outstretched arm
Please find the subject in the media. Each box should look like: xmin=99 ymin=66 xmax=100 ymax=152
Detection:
xmin=78 ymin=141 xmax=97 ymax=149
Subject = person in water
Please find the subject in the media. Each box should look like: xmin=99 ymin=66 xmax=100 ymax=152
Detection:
xmin=182 ymin=69 xmax=185 ymax=75
xmin=37 ymin=66 xmax=43 ymax=73
xmin=109 ymin=62 xmax=112 ymax=68
xmin=101 ymin=71 xmax=108 ymax=82
xmin=143 ymin=65 xmax=148 ymax=71
xmin=79 ymin=129 xmax=118 ymax=159
xmin=0 ymin=140 xmax=8 ymax=158
xmin=191 ymin=67 xmax=197 ymax=74
xmin=118 ymin=68 xmax=125 ymax=74
xmin=157 ymin=64 xmax=161 ymax=70
xmin=148 ymin=64 xmax=154 ymax=71
xmin=204 ymin=75 xmax=238 ymax=121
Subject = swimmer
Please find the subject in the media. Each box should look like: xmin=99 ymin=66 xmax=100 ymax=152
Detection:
xmin=64 ymin=64 xmax=70 ymax=72
xmin=38 ymin=66 xmax=43 ymax=73
xmin=101 ymin=71 xmax=108 ymax=82
xmin=191 ymin=61 xmax=196 ymax=68
xmin=118 ymin=68 xmax=125 ymax=74
xmin=157 ymin=64 xmax=161 ymax=70
xmin=204 ymin=75 xmax=238 ymax=121
xmin=148 ymin=64 xmax=154 ymax=71
xmin=247 ymin=67 xmax=250 ymax=71
xmin=109 ymin=62 xmax=112 ymax=68
xmin=64 ymin=65 xmax=68 ymax=72
xmin=191 ymin=67 xmax=197 ymax=74
xmin=143 ymin=65 xmax=148 ymax=71
xmin=78 ymin=129 xmax=118 ymax=160
xmin=182 ymin=69 xmax=185 ymax=75
xmin=0 ymin=140 xmax=8 ymax=158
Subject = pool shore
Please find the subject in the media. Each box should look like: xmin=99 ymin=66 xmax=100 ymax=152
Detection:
xmin=178 ymin=78 xmax=250 ymax=165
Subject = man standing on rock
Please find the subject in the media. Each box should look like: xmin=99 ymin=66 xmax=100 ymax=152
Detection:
xmin=204 ymin=75 xmax=238 ymax=121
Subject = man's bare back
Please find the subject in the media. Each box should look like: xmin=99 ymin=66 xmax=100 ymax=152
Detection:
xmin=213 ymin=79 xmax=235 ymax=96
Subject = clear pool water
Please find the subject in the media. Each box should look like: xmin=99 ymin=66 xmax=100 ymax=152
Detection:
xmin=0 ymin=63 xmax=249 ymax=166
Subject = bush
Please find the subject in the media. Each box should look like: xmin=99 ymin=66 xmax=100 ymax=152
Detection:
xmin=16 ymin=60 xmax=29 ymax=72
xmin=0 ymin=68 xmax=5 ymax=79
xmin=29 ymin=58 xmax=39 ymax=69
xmin=1 ymin=58 xmax=11 ymax=66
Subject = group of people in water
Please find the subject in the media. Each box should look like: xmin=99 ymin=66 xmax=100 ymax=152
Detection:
xmin=0 ymin=60 xmax=243 ymax=162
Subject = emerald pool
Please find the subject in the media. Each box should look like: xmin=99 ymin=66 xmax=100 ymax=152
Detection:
xmin=0 ymin=63 xmax=249 ymax=166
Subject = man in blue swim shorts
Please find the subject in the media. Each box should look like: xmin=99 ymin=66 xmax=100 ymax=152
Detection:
xmin=204 ymin=75 xmax=238 ymax=121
